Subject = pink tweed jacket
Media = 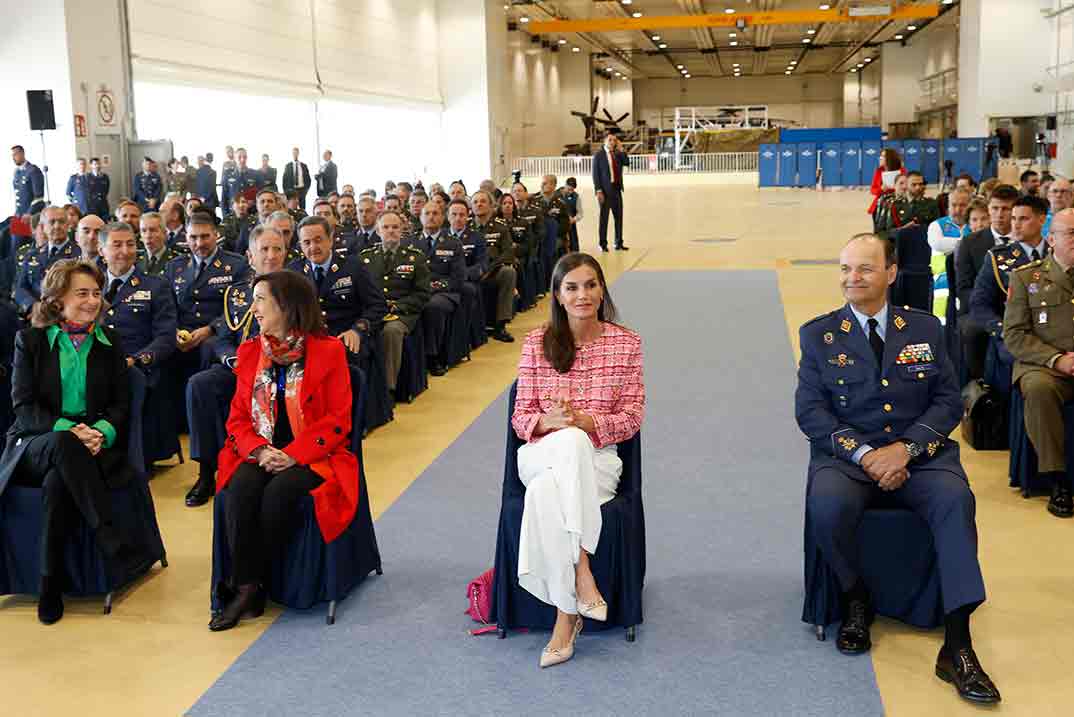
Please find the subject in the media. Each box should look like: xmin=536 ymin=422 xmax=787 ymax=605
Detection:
xmin=512 ymin=322 xmax=645 ymax=449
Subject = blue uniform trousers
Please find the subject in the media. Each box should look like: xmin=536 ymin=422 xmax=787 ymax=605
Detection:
xmin=186 ymin=364 xmax=236 ymax=470
xmin=807 ymin=465 xmax=985 ymax=615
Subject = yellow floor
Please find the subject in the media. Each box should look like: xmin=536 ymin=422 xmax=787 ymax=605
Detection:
xmin=2 ymin=180 xmax=1070 ymax=715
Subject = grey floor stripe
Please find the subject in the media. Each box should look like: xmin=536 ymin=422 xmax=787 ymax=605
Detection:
xmin=188 ymin=270 xmax=883 ymax=717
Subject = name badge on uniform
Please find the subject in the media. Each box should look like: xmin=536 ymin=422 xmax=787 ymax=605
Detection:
xmin=396 ymin=264 xmax=414 ymax=274
xmin=132 ymin=290 xmax=152 ymax=301
xmin=332 ymin=276 xmax=353 ymax=290
xmin=435 ymin=249 xmax=454 ymax=257
xmin=208 ymin=275 xmax=233 ymax=286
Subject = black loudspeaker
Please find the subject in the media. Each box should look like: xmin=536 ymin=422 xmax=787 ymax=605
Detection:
xmin=26 ymin=90 xmax=56 ymax=131
xmin=1047 ymin=115 xmax=1058 ymax=130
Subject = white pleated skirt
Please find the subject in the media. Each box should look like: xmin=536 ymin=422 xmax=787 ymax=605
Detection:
xmin=516 ymin=427 xmax=622 ymax=614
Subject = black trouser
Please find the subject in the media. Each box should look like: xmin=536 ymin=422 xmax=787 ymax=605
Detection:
xmin=959 ymin=315 xmax=989 ymax=382
xmin=598 ymin=188 xmax=624 ymax=248
xmin=224 ymin=462 xmax=324 ymax=586
xmin=14 ymin=431 xmax=122 ymax=577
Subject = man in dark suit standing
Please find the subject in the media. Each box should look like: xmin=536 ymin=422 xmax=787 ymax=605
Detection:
xmin=955 ymin=183 xmax=1018 ymax=381
xmin=591 ymin=131 xmax=630 ymax=252
xmin=315 ymin=149 xmax=338 ymax=198
xmin=282 ymin=147 xmax=311 ymax=210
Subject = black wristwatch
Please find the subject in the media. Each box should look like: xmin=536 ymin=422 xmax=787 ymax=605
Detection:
xmin=901 ymin=439 xmax=924 ymax=459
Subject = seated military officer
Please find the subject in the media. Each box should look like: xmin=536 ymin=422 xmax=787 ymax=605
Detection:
xmin=407 ymin=191 xmax=427 ymax=238
xmin=99 ymin=221 xmax=177 ymax=371
xmin=346 ymin=196 xmax=381 ymax=255
xmin=115 ymin=200 xmax=142 ymax=239
xmin=15 ymin=206 xmax=82 ymax=316
xmin=359 ymin=211 xmax=430 ymax=392
xmin=218 ymin=194 xmax=251 ymax=252
xmin=138 ymin=212 xmax=180 ymax=276
xmin=970 ymin=195 xmax=1050 ymax=374
xmin=263 ymin=209 xmax=303 ymax=265
xmin=537 ymin=175 xmax=570 ymax=258
xmin=796 ymin=234 xmax=1000 ymax=704
xmin=163 ymin=212 xmax=250 ymax=459
xmin=184 ymin=225 xmax=288 ymax=507
xmin=161 ymin=199 xmax=187 ymax=250
xmin=287 ymin=215 xmax=385 ymax=364
xmin=75 ymin=214 xmax=106 ymax=271
xmin=471 ymin=190 xmax=516 ymax=342
xmin=336 ymin=193 xmax=360 ymax=249
xmin=446 ymin=198 xmax=488 ymax=341
xmin=405 ymin=201 xmax=464 ymax=376
xmin=1004 ymin=208 xmax=1074 ymax=518
xmin=311 ymin=198 xmax=344 ymax=246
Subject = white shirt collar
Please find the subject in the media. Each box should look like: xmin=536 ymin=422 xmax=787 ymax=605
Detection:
xmin=848 ymin=303 xmax=888 ymax=341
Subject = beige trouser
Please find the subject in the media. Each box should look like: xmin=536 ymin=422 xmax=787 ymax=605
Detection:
xmin=381 ymin=320 xmax=410 ymax=391
xmin=1020 ymin=370 xmax=1074 ymax=473
xmin=484 ymin=265 xmax=517 ymax=323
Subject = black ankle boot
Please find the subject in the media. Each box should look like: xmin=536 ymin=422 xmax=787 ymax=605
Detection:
xmin=1047 ymin=474 xmax=1073 ymax=518
xmin=209 ymin=583 xmax=265 ymax=632
xmin=38 ymin=575 xmax=64 ymax=625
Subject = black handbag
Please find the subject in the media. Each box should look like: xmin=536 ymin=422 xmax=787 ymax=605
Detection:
xmin=960 ymin=379 xmax=1008 ymax=450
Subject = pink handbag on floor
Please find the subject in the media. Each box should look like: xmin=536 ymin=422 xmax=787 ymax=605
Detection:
xmin=466 ymin=568 xmax=496 ymax=635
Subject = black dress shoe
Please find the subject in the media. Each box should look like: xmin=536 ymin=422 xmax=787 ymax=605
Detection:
xmin=185 ymin=477 xmax=215 ymax=507
xmin=836 ymin=598 xmax=873 ymax=655
xmin=599 ymin=245 xmax=609 ymax=253
xmin=935 ymin=646 xmax=1001 ymax=704
xmin=209 ymin=584 xmax=266 ymax=632
xmin=614 ymin=244 xmax=630 ymax=251
xmin=429 ymin=362 xmax=447 ymax=377
xmin=37 ymin=576 xmax=64 ymax=625
xmin=491 ymin=328 xmax=515 ymax=343
xmin=1048 ymin=481 xmax=1073 ymax=518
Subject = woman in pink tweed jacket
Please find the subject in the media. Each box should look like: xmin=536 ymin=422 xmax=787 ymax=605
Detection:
xmin=511 ymin=252 xmax=645 ymax=669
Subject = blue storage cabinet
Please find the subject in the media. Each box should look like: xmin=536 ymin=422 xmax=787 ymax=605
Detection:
xmin=862 ymin=141 xmax=883 ymax=182
xmin=903 ymin=139 xmax=923 ymax=173
xmin=778 ymin=145 xmax=797 ymax=186
xmin=883 ymin=140 xmax=904 ymax=161
xmin=797 ymin=143 xmax=818 ymax=187
xmin=922 ymin=140 xmax=940 ymax=184
xmin=821 ymin=142 xmax=842 ymax=186
xmin=841 ymin=142 xmax=862 ymax=186
xmin=759 ymin=144 xmax=779 ymax=187
xmin=958 ymin=139 xmax=984 ymax=181
xmin=942 ymin=139 xmax=961 ymax=184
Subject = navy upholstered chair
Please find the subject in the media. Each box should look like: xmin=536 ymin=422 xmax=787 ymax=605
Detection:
xmin=890 ymin=225 xmax=934 ymax=312
xmin=444 ymin=302 xmax=471 ymax=367
xmin=394 ymin=325 xmax=428 ymax=404
xmin=210 ymin=365 xmax=382 ymax=624
xmin=491 ymin=382 xmax=645 ymax=641
xmin=802 ymin=473 xmax=944 ymax=639
xmin=362 ymin=335 xmax=394 ymax=432
xmin=1007 ymin=387 xmax=1074 ymax=497
xmin=0 ymin=368 xmax=168 ymax=613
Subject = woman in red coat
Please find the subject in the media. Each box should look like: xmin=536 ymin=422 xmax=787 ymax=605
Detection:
xmin=210 ymin=270 xmax=358 ymax=631
xmin=867 ymin=147 xmax=906 ymax=216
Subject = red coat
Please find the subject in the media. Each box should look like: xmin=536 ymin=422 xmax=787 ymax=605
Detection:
xmin=867 ymin=166 xmax=906 ymax=215
xmin=217 ymin=334 xmax=359 ymax=543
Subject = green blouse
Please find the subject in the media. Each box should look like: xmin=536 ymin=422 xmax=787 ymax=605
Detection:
xmin=45 ymin=324 xmax=117 ymax=448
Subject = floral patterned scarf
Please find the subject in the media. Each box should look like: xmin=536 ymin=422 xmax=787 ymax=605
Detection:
xmin=61 ymin=320 xmax=94 ymax=351
xmin=250 ymin=332 xmax=306 ymax=444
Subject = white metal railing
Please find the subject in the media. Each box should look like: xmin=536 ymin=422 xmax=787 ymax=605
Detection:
xmin=515 ymin=152 xmax=759 ymax=178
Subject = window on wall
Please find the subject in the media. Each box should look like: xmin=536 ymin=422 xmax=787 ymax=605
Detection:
xmin=134 ymin=82 xmax=443 ymax=192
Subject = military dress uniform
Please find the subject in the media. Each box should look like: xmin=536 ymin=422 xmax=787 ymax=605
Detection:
xmin=132 ymin=171 xmax=163 ymax=212
xmin=359 ymin=244 xmax=430 ymax=390
xmin=969 ymin=241 xmax=1044 ymax=391
xmin=796 ymin=303 xmax=986 ymax=618
xmin=537 ymin=193 xmax=570 ymax=257
xmin=87 ymin=171 xmax=111 ymax=218
xmin=218 ymin=213 xmax=253 ymax=253
xmin=14 ymin=241 xmax=82 ymax=315
xmin=286 ymin=255 xmax=387 ymax=360
xmin=166 ymin=171 xmax=189 ymax=198
xmin=450 ymin=225 xmax=488 ymax=346
xmin=405 ymin=230 xmax=465 ymax=369
xmin=1003 ymin=257 xmax=1074 ymax=493
xmin=186 ymin=279 xmax=259 ymax=482
xmin=561 ymin=190 xmax=580 ymax=252
xmin=223 ymin=168 xmax=261 ymax=212
xmin=163 ymin=249 xmax=250 ymax=431
xmin=473 ymin=217 xmax=517 ymax=327
xmin=345 ymin=226 xmax=380 ymax=257
xmin=194 ymin=165 xmax=218 ymax=212
xmin=139 ymin=245 xmax=180 ymax=277
xmin=66 ymin=173 xmax=91 ymax=214
xmin=12 ymin=161 xmax=45 ymax=216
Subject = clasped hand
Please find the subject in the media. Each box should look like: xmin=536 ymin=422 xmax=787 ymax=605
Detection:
xmin=1054 ymin=352 xmax=1074 ymax=376
xmin=256 ymin=446 xmax=296 ymax=474
xmin=860 ymin=443 xmax=910 ymax=492
xmin=69 ymin=423 xmax=104 ymax=455
xmin=539 ymin=397 xmax=595 ymax=434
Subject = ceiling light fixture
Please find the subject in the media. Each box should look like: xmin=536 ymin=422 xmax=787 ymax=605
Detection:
xmin=730 ymin=40 xmax=739 ymax=46
xmin=850 ymin=68 xmax=857 ymax=73
xmin=676 ymin=64 xmax=685 ymax=69
xmin=807 ymin=29 xmax=816 ymax=35
xmin=857 ymin=62 xmax=864 ymax=67
xmin=659 ymin=43 xmax=668 ymax=49
xmin=894 ymin=33 xmax=904 ymax=40
xmin=725 ymin=8 xmax=735 ymax=14
xmin=632 ymin=11 xmax=642 ymax=18
xmin=790 ymin=60 xmax=797 ymax=65
xmin=908 ymin=25 xmax=917 ymax=31
xmin=820 ymin=3 xmax=831 ymax=9
xmin=802 ymin=38 xmax=811 ymax=43
xmin=729 ymin=32 xmax=737 ymax=38
xmin=864 ymin=57 xmax=872 ymax=63
xmin=621 ymin=0 xmax=632 ymax=4
xmin=519 ymin=16 xmax=529 ymax=23
xmin=558 ymin=39 xmax=567 ymax=44
xmin=652 ymin=35 xmax=661 ymax=41
xmin=572 ymin=47 xmax=581 ymax=52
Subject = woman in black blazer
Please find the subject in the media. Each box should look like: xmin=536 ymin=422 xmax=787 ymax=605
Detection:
xmin=0 ymin=259 xmax=138 ymax=624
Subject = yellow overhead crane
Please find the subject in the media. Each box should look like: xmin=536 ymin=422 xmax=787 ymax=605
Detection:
xmin=528 ymin=3 xmax=941 ymax=34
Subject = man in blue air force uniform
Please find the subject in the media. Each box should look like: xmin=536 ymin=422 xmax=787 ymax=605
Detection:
xmin=969 ymin=195 xmax=1050 ymax=390
xmin=183 ymin=224 xmax=286 ymax=507
xmin=11 ymin=145 xmax=45 ymax=216
xmin=795 ymin=233 xmax=1000 ymax=705
xmin=15 ymin=205 xmax=81 ymax=315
